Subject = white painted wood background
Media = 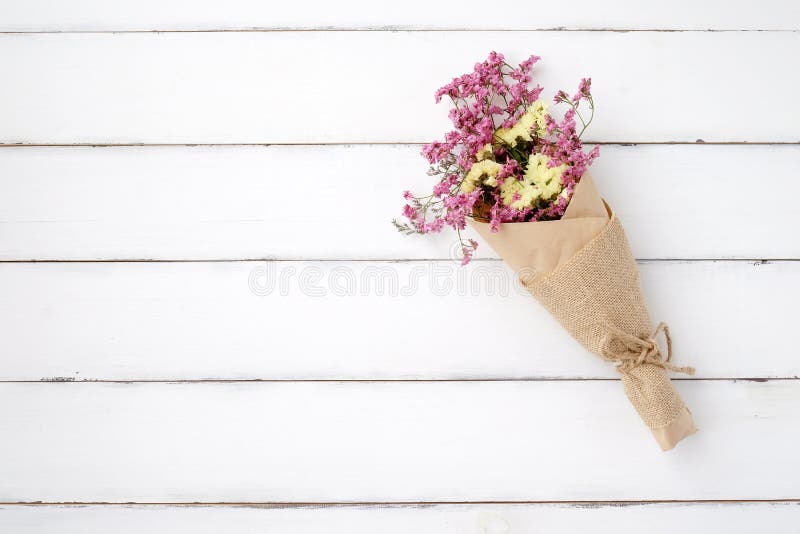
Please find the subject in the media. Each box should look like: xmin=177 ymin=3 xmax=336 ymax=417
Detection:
xmin=1 ymin=1 xmax=799 ymax=532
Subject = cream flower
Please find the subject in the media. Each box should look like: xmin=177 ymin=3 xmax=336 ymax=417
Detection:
xmin=475 ymin=143 xmax=494 ymax=161
xmin=499 ymin=153 xmax=566 ymax=210
xmin=500 ymin=179 xmax=540 ymax=210
xmin=524 ymin=153 xmax=567 ymax=200
xmin=494 ymin=100 xmax=549 ymax=147
xmin=461 ymin=159 xmax=503 ymax=193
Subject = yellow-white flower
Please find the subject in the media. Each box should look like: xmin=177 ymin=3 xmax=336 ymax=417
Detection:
xmin=494 ymin=100 xmax=549 ymax=147
xmin=500 ymin=179 xmax=540 ymax=210
xmin=524 ymin=153 xmax=567 ymax=200
xmin=475 ymin=143 xmax=494 ymax=161
xmin=499 ymin=153 xmax=566 ymax=210
xmin=461 ymin=159 xmax=503 ymax=193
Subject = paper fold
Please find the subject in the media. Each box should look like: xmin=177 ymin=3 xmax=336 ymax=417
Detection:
xmin=469 ymin=173 xmax=608 ymax=278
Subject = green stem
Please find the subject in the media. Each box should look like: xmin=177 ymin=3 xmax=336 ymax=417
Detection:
xmin=577 ymin=96 xmax=595 ymax=139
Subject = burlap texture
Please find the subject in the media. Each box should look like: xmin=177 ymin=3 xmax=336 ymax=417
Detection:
xmin=470 ymin=175 xmax=696 ymax=450
xmin=524 ymin=213 xmax=695 ymax=449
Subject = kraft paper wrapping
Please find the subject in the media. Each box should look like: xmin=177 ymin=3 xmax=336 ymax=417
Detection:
xmin=470 ymin=174 xmax=697 ymax=450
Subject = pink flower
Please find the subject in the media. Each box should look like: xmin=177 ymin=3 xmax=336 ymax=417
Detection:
xmin=460 ymin=239 xmax=479 ymax=266
xmin=396 ymin=52 xmax=599 ymax=264
xmin=432 ymin=180 xmax=450 ymax=197
xmin=572 ymin=77 xmax=592 ymax=102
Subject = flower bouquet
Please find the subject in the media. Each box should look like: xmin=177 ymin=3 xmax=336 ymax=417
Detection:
xmin=394 ymin=52 xmax=697 ymax=450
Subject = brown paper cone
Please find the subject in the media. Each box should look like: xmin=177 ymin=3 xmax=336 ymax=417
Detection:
xmin=470 ymin=174 xmax=697 ymax=450
xmin=470 ymin=174 xmax=608 ymax=278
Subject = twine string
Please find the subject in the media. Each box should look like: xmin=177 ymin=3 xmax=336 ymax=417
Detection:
xmin=601 ymin=322 xmax=695 ymax=376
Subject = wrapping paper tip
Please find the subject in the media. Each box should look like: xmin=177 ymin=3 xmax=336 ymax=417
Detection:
xmin=652 ymin=406 xmax=698 ymax=451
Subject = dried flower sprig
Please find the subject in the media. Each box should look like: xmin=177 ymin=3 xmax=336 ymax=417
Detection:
xmin=393 ymin=52 xmax=600 ymax=264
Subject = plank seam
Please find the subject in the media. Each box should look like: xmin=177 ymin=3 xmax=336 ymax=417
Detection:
xmin=0 ymin=259 xmax=793 ymax=264
xmin=1 ymin=141 xmax=799 ymax=148
xmin=8 ymin=378 xmax=797 ymax=384
xmin=0 ymin=29 xmax=798 ymax=35
xmin=2 ymin=499 xmax=799 ymax=506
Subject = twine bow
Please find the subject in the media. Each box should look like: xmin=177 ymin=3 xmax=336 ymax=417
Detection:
xmin=600 ymin=322 xmax=695 ymax=376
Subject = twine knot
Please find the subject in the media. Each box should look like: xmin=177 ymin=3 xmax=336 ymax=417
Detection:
xmin=600 ymin=322 xmax=695 ymax=376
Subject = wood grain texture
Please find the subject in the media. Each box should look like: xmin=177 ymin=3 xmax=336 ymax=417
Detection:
xmin=2 ymin=502 xmax=799 ymax=534
xmin=2 ymin=144 xmax=798 ymax=261
xmin=0 ymin=0 xmax=798 ymax=31
xmin=2 ymin=3 xmax=797 ymax=524
xmin=0 ymin=260 xmax=795 ymax=381
xmin=0 ymin=32 xmax=797 ymax=144
xmin=0 ymin=380 xmax=798 ymax=502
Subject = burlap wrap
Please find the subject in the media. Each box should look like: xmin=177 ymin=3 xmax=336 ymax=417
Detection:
xmin=469 ymin=174 xmax=697 ymax=450
xmin=525 ymin=213 xmax=696 ymax=450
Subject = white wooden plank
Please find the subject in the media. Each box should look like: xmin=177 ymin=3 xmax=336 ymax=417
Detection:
xmin=2 ymin=502 xmax=799 ymax=534
xmin=0 ymin=0 xmax=797 ymax=31
xmin=0 ymin=380 xmax=797 ymax=501
xmin=0 ymin=32 xmax=797 ymax=144
xmin=1 ymin=144 xmax=798 ymax=261
xmin=0 ymin=259 xmax=796 ymax=381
